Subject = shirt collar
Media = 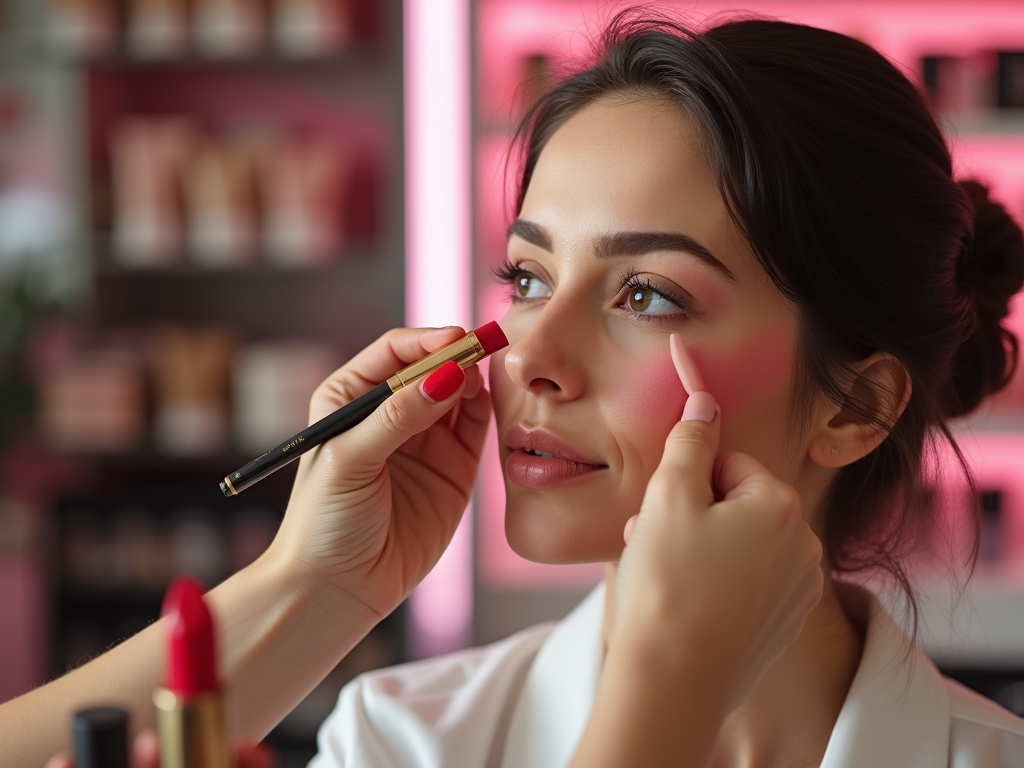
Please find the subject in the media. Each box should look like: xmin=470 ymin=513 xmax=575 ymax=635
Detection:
xmin=820 ymin=584 xmax=950 ymax=767
xmin=500 ymin=583 xmax=605 ymax=768
xmin=500 ymin=582 xmax=951 ymax=768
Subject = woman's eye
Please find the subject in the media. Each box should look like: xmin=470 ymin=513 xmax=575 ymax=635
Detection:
xmin=625 ymin=286 xmax=679 ymax=315
xmin=513 ymin=273 xmax=552 ymax=300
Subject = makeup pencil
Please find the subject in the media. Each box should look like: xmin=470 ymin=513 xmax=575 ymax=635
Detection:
xmin=220 ymin=322 xmax=508 ymax=496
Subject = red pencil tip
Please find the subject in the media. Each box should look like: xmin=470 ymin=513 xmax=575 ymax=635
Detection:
xmin=161 ymin=576 xmax=219 ymax=697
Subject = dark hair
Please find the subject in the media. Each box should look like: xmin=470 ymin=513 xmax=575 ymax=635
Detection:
xmin=511 ymin=11 xmax=1024 ymax=621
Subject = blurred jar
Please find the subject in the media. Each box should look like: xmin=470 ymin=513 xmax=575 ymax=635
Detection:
xmin=38 ymin=348 xmax=146 ymax=454
xmin=232 ymin=341 xmax=337 ymax=452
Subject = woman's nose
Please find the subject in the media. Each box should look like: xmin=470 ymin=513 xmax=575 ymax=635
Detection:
xmin=503 ymin=299 xmax=586 ymax=399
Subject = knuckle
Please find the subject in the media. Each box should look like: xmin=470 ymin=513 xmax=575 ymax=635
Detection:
xmin=667 ymin=423 xmax=717 ymax=453
xmin=378 ymin=395 xmax=415 ymax=438
xmin=770 ymin=483 xmax=802 ymax=518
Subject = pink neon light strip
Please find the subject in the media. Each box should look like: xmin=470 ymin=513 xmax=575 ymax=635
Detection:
xmin=404 ymin=0 xmax=473 ymax=658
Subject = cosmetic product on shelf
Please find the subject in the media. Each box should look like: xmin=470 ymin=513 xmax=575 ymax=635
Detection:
xmin=47 ymin=0 xmax=116 ymax=58
xmin=111 ymin=119 xmax=195 ymax=268
xmin=921 ymin=52 xmax=997 ymax=116
xmin=231 ymin=340 xmax=337 ymax=453
xmin=37 ymin=349 xmax=146 ymax=453
xmin=228 ymin=507 xmax=278 ymax=571
xmin=150 ymin=326 xmax=236 ymax=456
xmin=271 ymin=0 xmax=352 ymax=58
xmin=997 ymin=52 xmax=1024 ymax=110
xmin=978 ymin=489 xmax=1004 ymax=564
xmin=520 ymin=52 xmax=551 ymax=117
xmin=183 ymin=136 xmax=262 ymax=267
xmin=126 ymin=0 xmax=191 ymax=59
xmin=193 ymin=0 xmax=266 ymax=58
xmin=260 ymin=136 xmax=350 ymax=266
xmin=171 ymin=508 xmax=226 ymax=585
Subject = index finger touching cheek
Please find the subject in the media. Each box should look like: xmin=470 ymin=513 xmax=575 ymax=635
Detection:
xmin=648 ymin=335 xmax=721 ymax=508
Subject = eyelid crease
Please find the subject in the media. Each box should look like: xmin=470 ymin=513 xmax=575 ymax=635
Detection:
xmin=617 ymin=267 xmax=701 ymax=318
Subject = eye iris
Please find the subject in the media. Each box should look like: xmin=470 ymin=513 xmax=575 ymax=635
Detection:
xmin=629 ymin=288 xmax=652 ymax=312
xmin=516 ymin=275 xmax=531 ymax=298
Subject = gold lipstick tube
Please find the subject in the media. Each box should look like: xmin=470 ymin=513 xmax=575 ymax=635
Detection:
xmin=153 ymin=688 xmax=230 ymax=768
xmin=385 ymin=329 xmax=487 ymax=391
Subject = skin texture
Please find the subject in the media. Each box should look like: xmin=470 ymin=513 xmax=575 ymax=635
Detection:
xmin=489 ymin=94 xmax=895 ymax=767
xmin=491 ymin=95 xmax=804 ymax=565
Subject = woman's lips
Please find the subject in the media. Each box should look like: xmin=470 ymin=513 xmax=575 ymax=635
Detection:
xmin=504 ymin=424 xmax=607 ymax=489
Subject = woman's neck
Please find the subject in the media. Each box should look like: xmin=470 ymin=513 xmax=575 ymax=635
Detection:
xmin=601 ymin=563 xmax=864 ymax=768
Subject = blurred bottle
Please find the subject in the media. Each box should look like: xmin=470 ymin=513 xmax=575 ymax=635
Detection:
xmin=72 ymin=707 xmax=130 ymax=768
xmin=193 ymin=0 xmax=266 ymax=58
xmin=978 ymin=489 xmax=1004 ymax=564
xmin=260 ymin=136 xmax=351 ymax=266
xmin=228 ymin=507 xmax=279 ymax=571
xmin=997 ymin=52 xmax=1024 ymax=109
xmin=184 ymin=135 xmax=263 ymax=267
xmin=150 ymin=325 xmax=236 ymax=456
xmin=520 ymin=52 xmax=552 ymax=118
xmin=126 ymin=0 xmax=191 ymax=59
xmin=232 ymin=340 xmax=337 ymax=452
xmin=47 ymin=0 xmax=116 ymax=58
xmin=111 ymin=118 xmax=194 ymax=267
xmin=921 ymin=52 xmax=997 ymax=117
xmin=171 ymin=507 xmax=226 ymax=585
xmin=271 ymin=0 xmax=352 ymax=58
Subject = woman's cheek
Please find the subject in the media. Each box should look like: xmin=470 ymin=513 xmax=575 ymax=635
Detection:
xmin=604 ymin=354 xmax=687 ymax=476
xmin=690 ymin=331 xmax=795 ymax=419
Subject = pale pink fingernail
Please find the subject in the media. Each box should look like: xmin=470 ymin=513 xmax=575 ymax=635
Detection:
xmin=670 ymin=334 xmax=705 ymax=395
xmin=682 ymin=391 xmax=718 ymax=423
xmin=623 ymin=514 xmax=639 ymax=544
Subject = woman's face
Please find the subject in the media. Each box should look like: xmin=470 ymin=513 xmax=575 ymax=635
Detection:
xmin=489 ymin=95 xmax=806 ymax=564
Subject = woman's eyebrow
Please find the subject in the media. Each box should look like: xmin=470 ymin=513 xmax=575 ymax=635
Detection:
xmin=595 ymin=231 xmax=736 ymax=282
xmin=507 ymin=219 xmax=552 ymax=251
xmin=507 ymin=219 xmax=735 ymax=282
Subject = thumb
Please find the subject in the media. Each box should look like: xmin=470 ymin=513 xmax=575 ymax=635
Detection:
xmin=341 ymin=360 xmax=466 ymax=469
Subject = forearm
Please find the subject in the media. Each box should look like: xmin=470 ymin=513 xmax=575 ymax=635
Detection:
xmin=570 ymin=629 xmax=730 ymax=768
xmin=0 ymin=541 xmax=377 ymax=766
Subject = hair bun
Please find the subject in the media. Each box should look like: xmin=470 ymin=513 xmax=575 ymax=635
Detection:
xmin=948 ymin=179 xmax=1024 ymax=416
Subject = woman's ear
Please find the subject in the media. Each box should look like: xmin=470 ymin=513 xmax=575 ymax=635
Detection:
xmin=808 ymin=354 xmax=912 ymax=468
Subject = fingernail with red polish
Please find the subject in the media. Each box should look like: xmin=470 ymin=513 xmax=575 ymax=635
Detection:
xmin=682 ymin=391 xmax=718 ymax=423
xmin=421 ymin=360 xmax=465 ymax=403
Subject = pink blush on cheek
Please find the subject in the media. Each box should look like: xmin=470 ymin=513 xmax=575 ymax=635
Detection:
xmin=690 ymin=332 xmax=795 ymax=418
xmin=612 ymin=353 xmax=687 ymax=426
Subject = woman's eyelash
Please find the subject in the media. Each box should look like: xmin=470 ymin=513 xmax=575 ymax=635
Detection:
xmin=492 ymin=259 xmax=522 ymax=285
xmin=619 ymin=269 xmax=693 ymax=319
xmin=494 ymin=260 xmax=693 ymax=318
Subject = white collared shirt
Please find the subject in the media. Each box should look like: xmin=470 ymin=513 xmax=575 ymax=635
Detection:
xmin=309 ymin=584 xmax=1024 ymax=767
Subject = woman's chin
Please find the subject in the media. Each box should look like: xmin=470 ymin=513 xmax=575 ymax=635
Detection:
xmin=504 ymin=510 xmax=625 ymax=565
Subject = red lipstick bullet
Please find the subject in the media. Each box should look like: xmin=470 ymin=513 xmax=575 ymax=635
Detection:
xmin=154 ymin=576 xmax=230 ymax=768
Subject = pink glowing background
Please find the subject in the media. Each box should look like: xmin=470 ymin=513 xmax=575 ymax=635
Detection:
xmin=471 ymin=0 xmax=1024 ymax=592
xmin=405 ymin=0 xmax=473 ymax=657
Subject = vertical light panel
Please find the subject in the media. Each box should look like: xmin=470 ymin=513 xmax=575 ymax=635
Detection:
xmin=404 ymin=0 xmax=473 ymax=658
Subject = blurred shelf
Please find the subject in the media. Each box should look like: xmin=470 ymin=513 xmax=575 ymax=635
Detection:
xmin=0 ymin=47 xmax=380 ymax=71
xmin=91 ymin=242 xmax=387 ymax=279
xmin=942 ymin=110 xmax=1024 ymax=136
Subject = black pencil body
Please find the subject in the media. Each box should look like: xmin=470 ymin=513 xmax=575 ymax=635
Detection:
xmin=221 ymin=381 xmax=392 ymax=496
